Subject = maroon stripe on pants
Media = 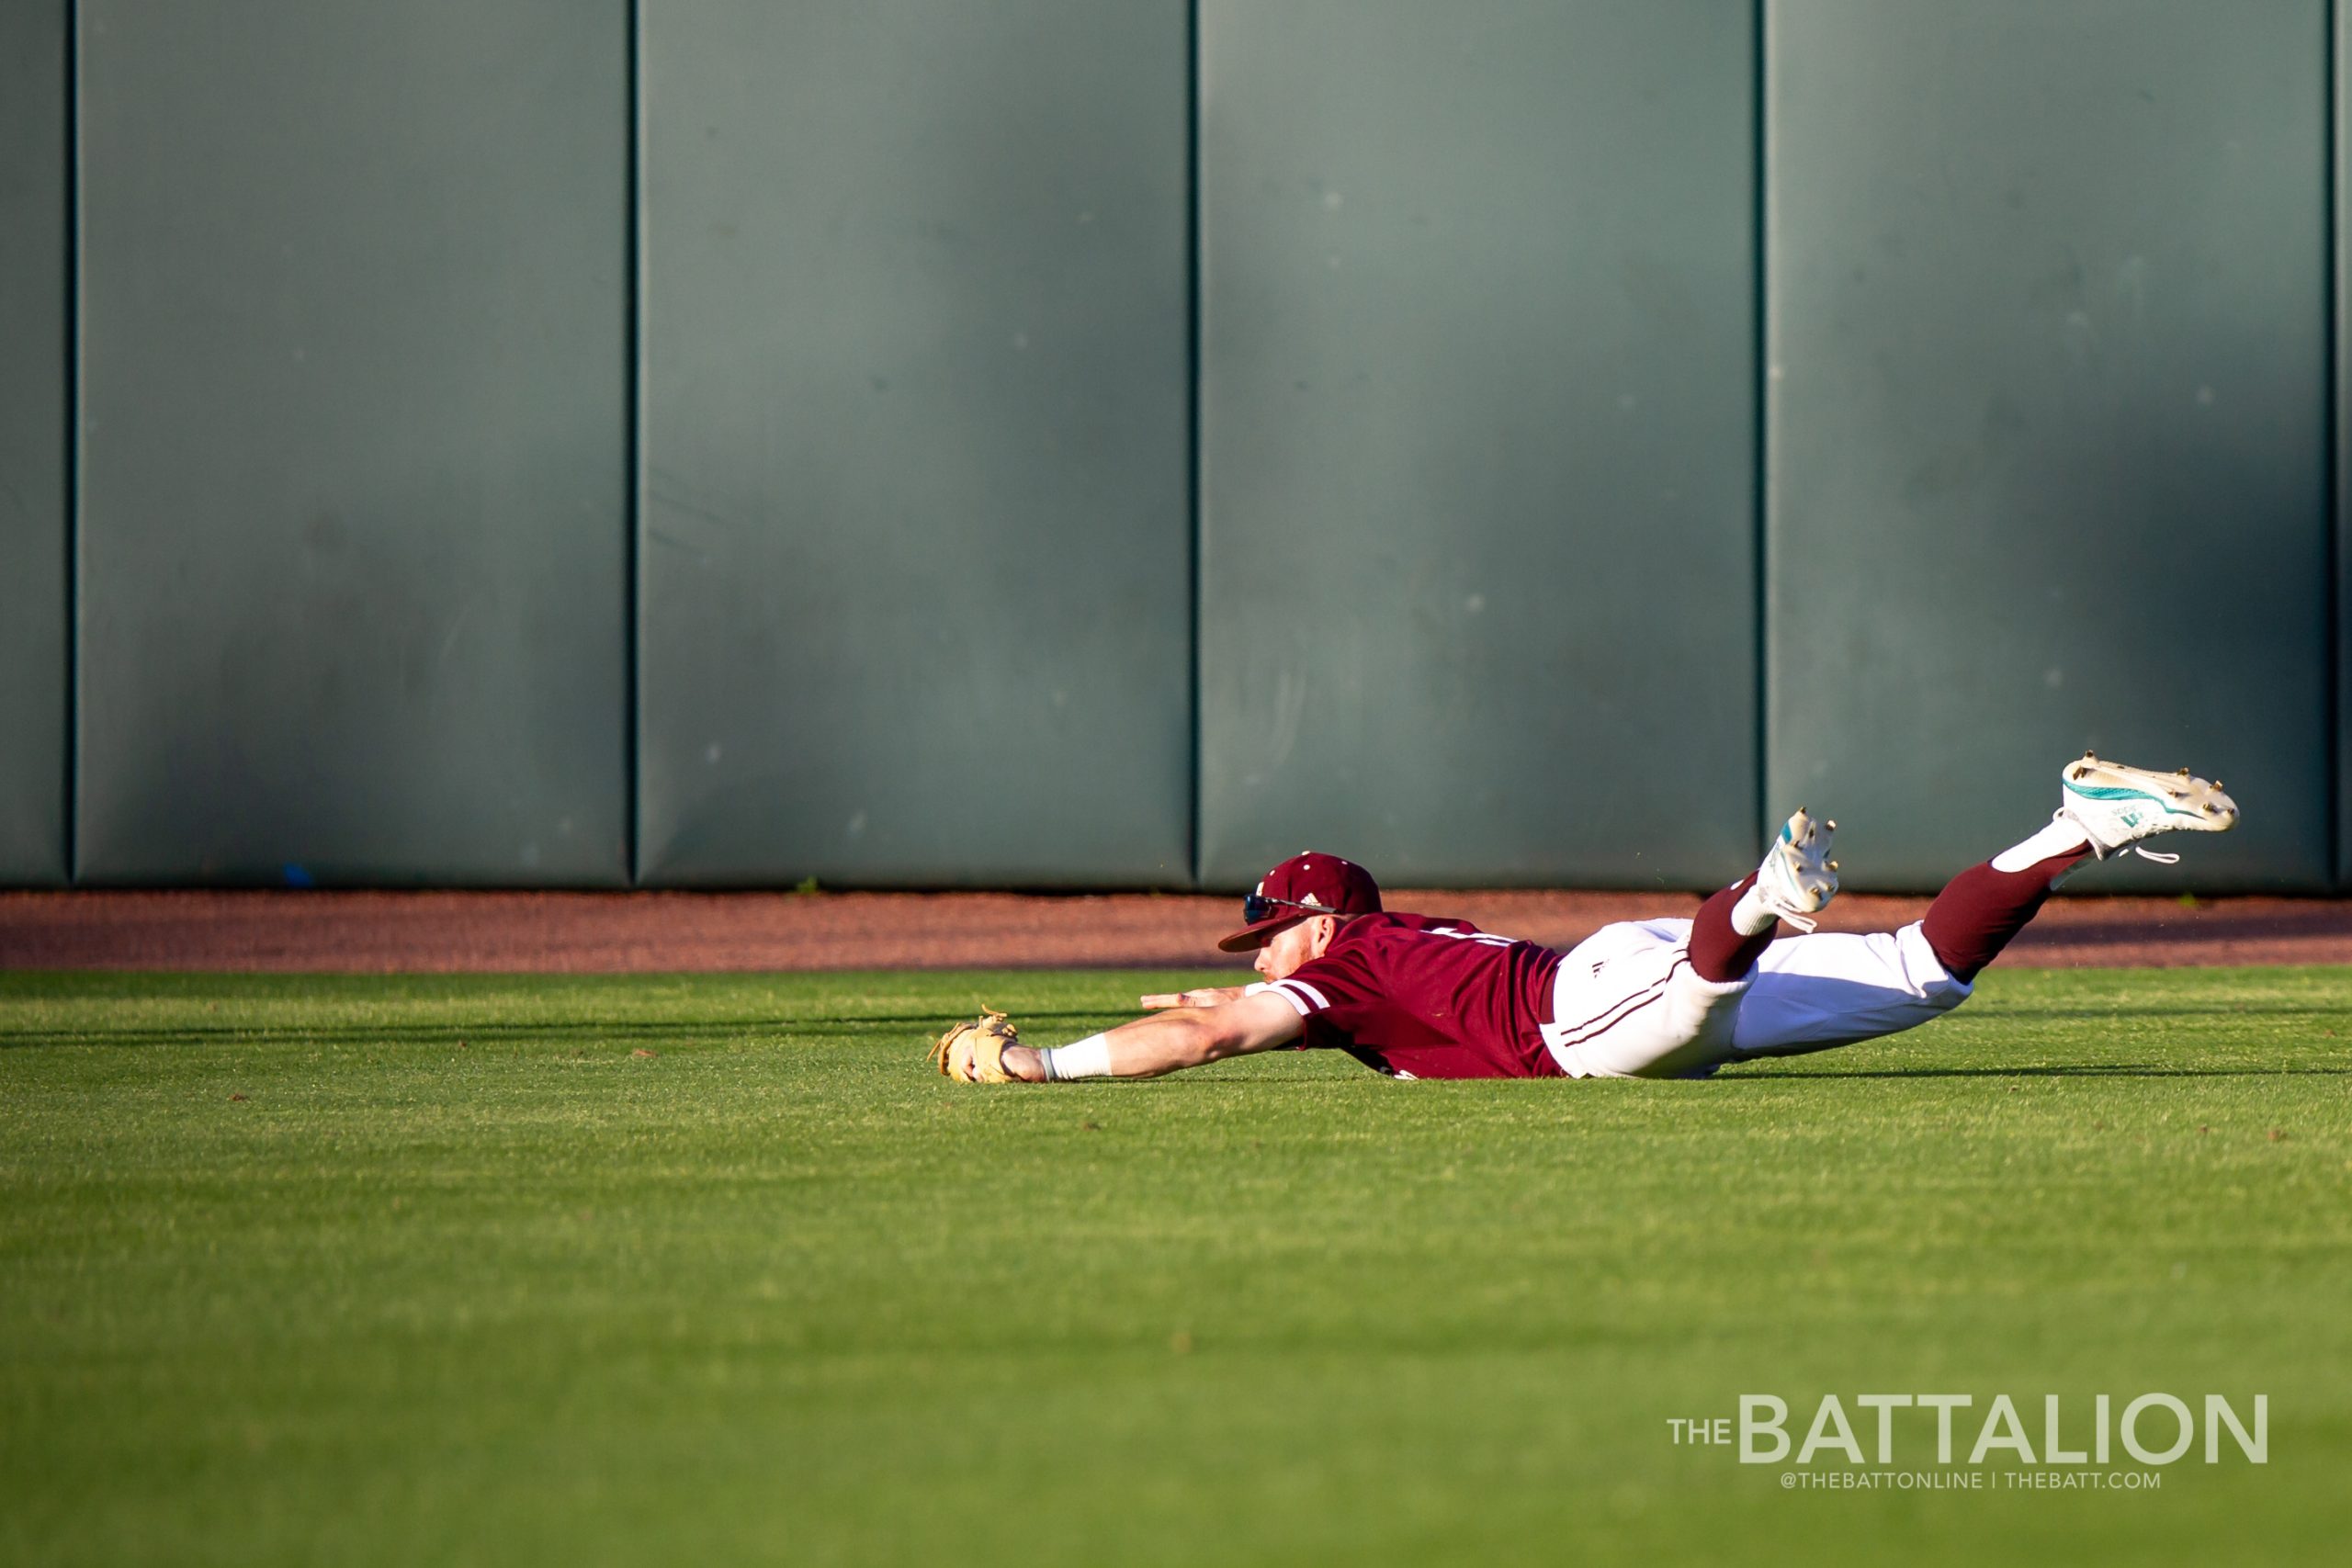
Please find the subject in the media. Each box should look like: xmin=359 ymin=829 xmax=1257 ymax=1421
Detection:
xmin=1552 ymin=960 xmax=1685 ymax=1049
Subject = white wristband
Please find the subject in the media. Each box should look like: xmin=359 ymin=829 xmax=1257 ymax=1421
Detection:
xmin=1040 ymin=1033 xmax=1114 ymax=1081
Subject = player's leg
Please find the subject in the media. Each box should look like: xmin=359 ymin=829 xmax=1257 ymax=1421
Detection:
xmin=1922 ymin=753 xmax=2237 ymax=980
xmin=1548 ymin=809 xmax=1837 ymax=1078
xmin=1724 ymin=926 xmax=1973 ymax=1058
xmin=1724 ymin=755 xmax=2238 ymax=1060
xmin=1688 ymin=808 xmax=1838 ymax=982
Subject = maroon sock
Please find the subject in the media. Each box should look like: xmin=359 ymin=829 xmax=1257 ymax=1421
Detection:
xmin=1689 ymin=874 xmax=1777 ymax=983
xmin=1920 ymin=848 xmax=2093 ymax=983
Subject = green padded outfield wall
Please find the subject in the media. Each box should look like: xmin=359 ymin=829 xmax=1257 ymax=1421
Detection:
xmin=75 ymin=0 xmax=630 ymax=886
xmin=639 ymin=0 xmax=1193 ymax=887
xmin=1197 ymin=0 xmax=1758 ymax=889
xmin=1766 ymin=0 xmax=2333 ymax=892
xmin=14 ymin=3 xmax=2352 ymax=893
xmin=0 ymin=3 xmax=68 ymax=886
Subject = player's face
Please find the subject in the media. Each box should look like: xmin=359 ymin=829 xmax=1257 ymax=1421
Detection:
xmin=1253 ymin=916 xmax=1332 ymax=983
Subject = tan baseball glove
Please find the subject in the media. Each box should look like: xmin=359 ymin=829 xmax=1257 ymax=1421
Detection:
xmin=929 ymin=1009 xmax=1022 ymax=1083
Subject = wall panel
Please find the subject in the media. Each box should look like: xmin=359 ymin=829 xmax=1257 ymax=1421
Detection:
xmin=639 ymin=0 xmax=1193 ymax=887
xmin=1197 ymin=0 xmax=1758 ymax=890
xmin=1767 ymin=0 xmax=2331 ymax=891
xmin=77 ymin=0 xmax=629 ymax=885
xmin=0 ymin=1 xmax=69 ymax=885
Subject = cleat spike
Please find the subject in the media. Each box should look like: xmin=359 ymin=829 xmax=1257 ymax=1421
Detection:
xmin=1825 ymin=819 xmax=1837 ymax=831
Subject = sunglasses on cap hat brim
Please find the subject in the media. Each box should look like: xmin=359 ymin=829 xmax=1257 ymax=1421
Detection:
xmin=1216 ymin=894 xmax=1346 ymax=953
xmin=1241 ymin=892 xmax=1342 ymax=925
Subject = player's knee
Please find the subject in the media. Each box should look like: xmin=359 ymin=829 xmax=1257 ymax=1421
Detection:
xmin=1922 ymin=982 xmax=1971 ymax=1018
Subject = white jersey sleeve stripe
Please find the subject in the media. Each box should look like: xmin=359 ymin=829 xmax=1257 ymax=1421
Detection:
xmin=1265 ymin=982 xmax=1316 ymax=1017
xmin=1275 ymin=978 xmax=1332 ymax=1012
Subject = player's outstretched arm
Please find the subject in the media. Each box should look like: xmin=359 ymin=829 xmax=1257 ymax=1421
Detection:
xmin=1002 ymin=991 xmax=1304 ymax=1082
xmin=1138 ymin=985 xmax=1253 ymax=1010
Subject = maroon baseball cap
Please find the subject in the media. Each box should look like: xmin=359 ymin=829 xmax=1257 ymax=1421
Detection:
xmin=1216 ymin=851 xmax=1383 ymax=953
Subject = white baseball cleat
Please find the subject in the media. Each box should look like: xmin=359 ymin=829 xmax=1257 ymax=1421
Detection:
xmin=1756 ymin=807 xmax=1838 ymax=933
xmin=2058 ymin=754 xmax=2239 ymax=863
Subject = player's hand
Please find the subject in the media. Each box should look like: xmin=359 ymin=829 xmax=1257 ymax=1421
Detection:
xmin=997 ymin=1044 xmax=1048 ymax=1083
xmin=1140 ymin=986 xmax=1251 ymax=1010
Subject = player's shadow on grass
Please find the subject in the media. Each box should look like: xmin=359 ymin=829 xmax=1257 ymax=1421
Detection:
xmin=1981 ymin=1004 xmax=2352 ymax=1020
xmin=0 ymin=1011 xmax=1121 ymax=1049
xmin=1732 ymin=1064 xmax=2352 ymax=1078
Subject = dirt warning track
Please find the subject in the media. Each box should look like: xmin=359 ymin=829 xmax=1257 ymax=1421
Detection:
xmin=6 ymin=889 xmax=2352 ymax=973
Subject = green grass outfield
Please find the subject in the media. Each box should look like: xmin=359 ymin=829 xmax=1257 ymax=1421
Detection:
xmin=3 ymin=966 xmax=2347 ymax=1567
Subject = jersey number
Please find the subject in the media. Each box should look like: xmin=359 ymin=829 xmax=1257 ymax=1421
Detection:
xmin=1429 ymin=926 xmax=1518 ymax=949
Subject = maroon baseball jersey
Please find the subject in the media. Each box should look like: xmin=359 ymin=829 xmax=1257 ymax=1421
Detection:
xmin=1261 ymin=912 xmax=1565 ymax=1079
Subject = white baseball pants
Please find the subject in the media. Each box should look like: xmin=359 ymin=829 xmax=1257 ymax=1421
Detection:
xmin=1541 ymin=918 xmax=1973 ymax=1079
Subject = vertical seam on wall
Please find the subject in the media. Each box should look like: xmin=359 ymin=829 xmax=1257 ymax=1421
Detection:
xmin=64 ymin=0 xmax=81 ymax=884
xmin=1186 ymin=0 xmax=1204 ymax=890
xmin=1752 ymin=0 xmax=1770 ymax=856
xmin=2332 ymin=0 xmax=2345 ymax=887
xmin=627 ymin=0 xmax=644 ymax=887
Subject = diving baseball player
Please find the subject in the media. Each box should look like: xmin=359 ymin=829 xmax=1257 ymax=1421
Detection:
xmin=928 ymin=755 xmax=2238 ymax=1083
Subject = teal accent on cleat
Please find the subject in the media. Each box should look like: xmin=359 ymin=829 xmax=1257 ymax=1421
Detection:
xmin=2057 ymin=755 xmax=2238 ymax=862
